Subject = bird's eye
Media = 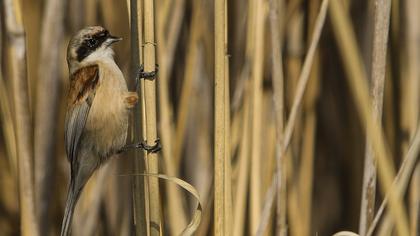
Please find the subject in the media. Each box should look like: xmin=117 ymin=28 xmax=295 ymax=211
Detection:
xmin=86 ymin=38 xmax=97 ymax=48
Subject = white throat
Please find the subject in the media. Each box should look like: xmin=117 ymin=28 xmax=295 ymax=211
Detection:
xmin=84 ymin=46 xmax=115 ymax=64
xmin=69 ymin=46 xmax=116 ymax=74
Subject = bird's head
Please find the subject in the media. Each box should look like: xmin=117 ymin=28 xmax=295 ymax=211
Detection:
xmin=67 ymin=26 xmax=121 ymax=73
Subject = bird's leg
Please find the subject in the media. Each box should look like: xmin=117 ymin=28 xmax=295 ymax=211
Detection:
xmin=118 ymin=138 xmax=161 ymax=154
xmin=135 ymin=64 xmax=159 ymax=88
xmin=117 ymin=143 xmax=138 ymax=154
xmin=138 ymin=64 xmax=159 ymax=80
xmin=137 ymin=138 xmax=161 ymax=153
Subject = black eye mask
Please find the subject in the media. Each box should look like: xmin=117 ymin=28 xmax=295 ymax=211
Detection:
xmin=76 ymin=30 xmax=110 ymax=62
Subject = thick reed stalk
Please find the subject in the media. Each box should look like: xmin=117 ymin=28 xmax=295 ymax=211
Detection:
xmin=214 ymin=0 xmax=232 ymax=234
xmin=249 ymin=0 xmax=266 ymax=233
xmin=224 ymin=28 xmax=233 ymax=233
xmin=4 ymin=0 xmax=39 ymax=235
xmin=34 ymin=0 xmax=65 ymax=234
xmin=142 ymin=0 xmax=162 ymax=234
xmin=359 ymin=0 xmax=391 ymax=235
xmin=131 ymin=0 xmax=148 ymax=235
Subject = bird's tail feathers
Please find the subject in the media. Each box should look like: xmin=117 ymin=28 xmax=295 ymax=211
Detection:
xmin=60 ymin=181 xmax=81 ymax=236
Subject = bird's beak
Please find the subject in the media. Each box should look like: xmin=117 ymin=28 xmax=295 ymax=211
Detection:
xmin=106 ymin=35 xmax=122 ymax=46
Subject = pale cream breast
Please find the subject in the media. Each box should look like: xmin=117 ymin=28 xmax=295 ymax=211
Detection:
xmin=84 ymin=60 xmax=129 ymax=157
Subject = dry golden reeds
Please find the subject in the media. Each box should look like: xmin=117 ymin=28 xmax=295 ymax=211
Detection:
xmin=214 ymin=0 xmax=232 ymax=234
xmin=130 ymin=0 xmax=149 ymax=235
xmin=34 ymin=0 xmax=65 ymax=234
xmin=359 ymin=0 xmax=391 ymax=235
xmin=1 ymin=0 xmax=420 ymax=235
xmin=329 ymin=1 xmax=408 ymax=235
xmin=142 ymin=0 xmax=162 ymax=234
xmin=4 ymin=0 xmax=38 ymax=235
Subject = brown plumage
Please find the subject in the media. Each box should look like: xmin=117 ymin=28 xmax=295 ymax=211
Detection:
xmin=61 ymin=26 xmax=137 ymax=236
xmin=125 ymin=92 xmax=139 ymax=108
xmin=68 ymin=65 xmax=99 ymax=105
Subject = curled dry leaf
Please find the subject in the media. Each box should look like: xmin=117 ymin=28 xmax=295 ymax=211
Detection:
xmin=124 ymin=173 xmax=202 ymax=236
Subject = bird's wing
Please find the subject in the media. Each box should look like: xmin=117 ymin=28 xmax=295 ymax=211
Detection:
xmin=64 ymin=64 xmax=99 ymax=168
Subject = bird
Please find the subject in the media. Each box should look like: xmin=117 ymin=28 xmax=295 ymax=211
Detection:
xmin=60 ymin=26 xmax=140 ymax=236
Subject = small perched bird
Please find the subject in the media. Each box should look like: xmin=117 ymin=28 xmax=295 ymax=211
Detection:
xmin=60 ymin=26 xmax=139 ymax=236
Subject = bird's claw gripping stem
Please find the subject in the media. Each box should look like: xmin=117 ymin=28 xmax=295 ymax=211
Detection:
xmin=138 ymin=64 xmax=159 ymax=80
xmin=137 ymin=138 xmax=161 ymax=153
xmin=134 ymin=64 xmax=159 ymax=91
xmin=118 ymin=138 xmax=161 ymax=154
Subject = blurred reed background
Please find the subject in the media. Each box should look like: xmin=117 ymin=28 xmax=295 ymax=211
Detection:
xmin=0 ymin=0 xmax=419 ymax=235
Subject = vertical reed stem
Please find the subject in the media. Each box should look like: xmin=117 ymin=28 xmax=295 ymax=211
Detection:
xmin=131 ymin=0 xmax=148 ymax=235
xmin=359 ymin=0 xmax=391 ymax=235
xmin=249 ymin=0 xmax=266 ymax=233
xmin=269 ymin=0 xmax=286 ymax=234
xmin=214 ymin=0 xmax=232 ymax=234
xmin=142 ymin=0 xmax=162 ymax=234
xmin=4 ymin=0 xmax=39 ymax=235
xmin=34 ymin=0 xmax=65 ymax=234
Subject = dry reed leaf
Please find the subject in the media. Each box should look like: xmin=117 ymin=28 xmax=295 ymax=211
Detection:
xmin=123 ymin=173 xmax=202 ymax=236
